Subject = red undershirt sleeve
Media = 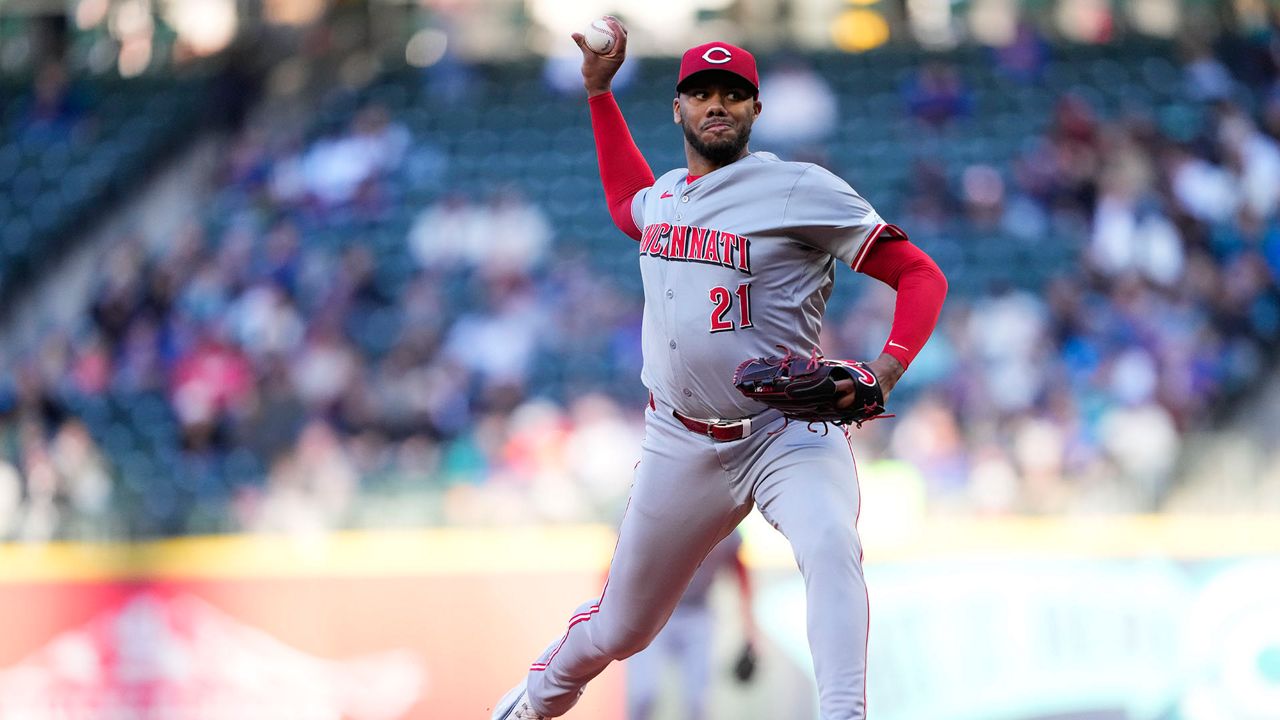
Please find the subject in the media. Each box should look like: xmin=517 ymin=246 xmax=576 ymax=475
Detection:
xmin=856 ymin=238 xmax=948 ymax=368
xmin=588 ymin=92 xmax=655 ymax=241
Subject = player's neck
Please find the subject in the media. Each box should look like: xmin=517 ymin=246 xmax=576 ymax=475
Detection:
xmin=684 ymin=145 xmax=750 ymax=176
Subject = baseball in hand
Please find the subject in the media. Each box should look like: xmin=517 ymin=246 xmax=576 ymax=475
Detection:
xmin=583 ymin=18 xmax=616 ymax=55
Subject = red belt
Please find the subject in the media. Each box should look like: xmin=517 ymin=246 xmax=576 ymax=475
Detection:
xmin=673 ymin=411 xmax=754 ymax=442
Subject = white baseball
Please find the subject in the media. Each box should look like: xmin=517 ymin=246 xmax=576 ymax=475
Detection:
xmin=584 ymin=18 xmax=616 ymax=55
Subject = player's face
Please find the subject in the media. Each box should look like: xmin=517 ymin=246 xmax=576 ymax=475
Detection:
xmin=674 ymin=74 xmax=761 ymax=167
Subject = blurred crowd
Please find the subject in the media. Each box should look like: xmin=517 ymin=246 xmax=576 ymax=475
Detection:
xmin=836 ymin=36 xmax=1280 ymax=514
xmin=930 ymin=41 xmax=1277 ymax=513
xmin=3 ymin=31 xmax=1280 ymax=540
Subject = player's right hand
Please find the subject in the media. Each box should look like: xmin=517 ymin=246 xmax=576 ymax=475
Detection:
xmin=571 ymin=15 xmax=628 ymax=97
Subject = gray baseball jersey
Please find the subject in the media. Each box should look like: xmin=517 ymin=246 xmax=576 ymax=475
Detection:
xmin=632 ymin=151 xmax=890 ymax=419
xmin=521 ymin=151 xmax=883 ymax=720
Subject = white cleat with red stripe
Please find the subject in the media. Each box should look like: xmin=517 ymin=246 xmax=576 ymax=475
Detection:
xmin=490 ymin=681 xmax=547 ymax=720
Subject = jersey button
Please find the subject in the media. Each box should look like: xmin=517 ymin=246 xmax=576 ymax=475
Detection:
xmin=666 ymin=290 xmax=674 ymax=299
xmin=669 ymin=340 xmax=677 ymax=349
xmin=681 ymin=196 xmax=689 ymax=203
xmin=683 ymin=388 xmax=693 ymax=397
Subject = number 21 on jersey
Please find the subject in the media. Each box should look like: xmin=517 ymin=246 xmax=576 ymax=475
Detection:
xmin=709 ymin=283 xmax=753 ymax=333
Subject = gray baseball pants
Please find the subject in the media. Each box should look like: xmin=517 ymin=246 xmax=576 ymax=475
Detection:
xmin=526 ymin=399 xmax=869 ymax=719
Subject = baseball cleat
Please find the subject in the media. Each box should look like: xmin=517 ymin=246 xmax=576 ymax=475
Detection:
xmin=490 ymin=680 xmax=547 ymax=720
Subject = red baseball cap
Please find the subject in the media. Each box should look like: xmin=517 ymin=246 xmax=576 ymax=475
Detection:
xmin=676 ymin=42 xmax=759 ymax=96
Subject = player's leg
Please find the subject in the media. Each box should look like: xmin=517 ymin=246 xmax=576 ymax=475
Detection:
xmin=674 ymin=605 xmax=714 ymax=720
xmin=525 ymin=411 xmax=750 ymax=717
xmin=751 ymin=426 xmax=867 ymax=720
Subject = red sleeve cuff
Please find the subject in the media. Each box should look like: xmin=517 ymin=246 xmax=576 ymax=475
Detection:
xmin=881 ymin=342 xmax=914 ymax=368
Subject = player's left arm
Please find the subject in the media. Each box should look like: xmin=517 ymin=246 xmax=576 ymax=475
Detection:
xmin=780 ymin=166 xmax=947 ymax=399
xmin=854 ymin=238 xmax=948 ymax=398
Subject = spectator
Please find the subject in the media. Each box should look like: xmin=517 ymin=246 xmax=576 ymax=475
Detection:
xmin=442 ymin=273 xmax=545 ymax=408
xmin=468 ymin=186 xmax=552 ymax=274
xmin=291 ymin=323 xmax=360 ymax=415
xmin=250 ymin=419 xmax=358 ymax=533
xmin=408 ymin=193 xmax=481 ymax=268
xmin=889 ymin=396 xmax=968 ymax=500
xmin=13 ymin=61 xmax=84 ymax=141
xmin=17 ymin=440 xmax=60 ymax=543
xmin=902 ymin=62 xmax=973 ymax=128
xmin=227 ymin=282 xmax=305 ymax=360
xmin=235 ymin=357 xmax=307 ymax=469
xmin=992 ymin=21 xmax=1050 ymax=85
xmin=964 ymin=286 xmax=1049 ymax=414
xmin=752 ymin=56 xmax=837 ymax=157
xmin=1088 ymin=131 xmax=1184 ymax=286
xmin=901 ymin=160 xmax=962 ymax=236
xmin=300 ymin=104 xmax=409 ymax=208
xmin=562 ymin=393 xmax=641 ymax=513
xmin=49 ymin=420 xmax=112 ymax=539
xmin=1183 ymin=40 xmax=1235 ymax=102
xmin=1166 ymin=143 xmax=1239 ymax=224
xmin=1215 ymin=102 xmax=1280 ymax=219
xmin=959 ymin=164 xmax=1006 ymax=233
xmin=409 ymin=188 xmax=552 ymax=274
xmin=170 ymin=324 xmax=255 ymax=451
xmin=418 ymin=18 xmax=475 ymax=107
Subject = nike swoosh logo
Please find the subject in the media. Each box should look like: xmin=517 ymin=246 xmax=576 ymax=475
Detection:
xmin=888 ymin=341 xmax=910 ymax=351
xmin=660 ymin=191 xmax=673 ymax=199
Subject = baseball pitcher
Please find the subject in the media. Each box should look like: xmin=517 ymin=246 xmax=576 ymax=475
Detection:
xmin=492 ymin=18 xmax=948 ymax=720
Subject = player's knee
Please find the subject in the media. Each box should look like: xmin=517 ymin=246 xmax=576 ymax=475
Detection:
xmin=791 ymin=521 xmax=860 ymax=571
xmin=599 ymin=624 xmax=656 ymax=660
xmin=613 ymin=630 xmax=655 ymax=659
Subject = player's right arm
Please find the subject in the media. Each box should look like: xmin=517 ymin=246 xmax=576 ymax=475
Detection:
xmin=572 ymin=17 xmax=655 ymax=241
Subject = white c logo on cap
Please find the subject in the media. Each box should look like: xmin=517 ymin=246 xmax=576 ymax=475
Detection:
xmin=702 ymin=47 xmax=732 ymax=64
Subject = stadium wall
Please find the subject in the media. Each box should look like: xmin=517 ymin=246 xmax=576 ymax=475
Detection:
xmin=0 ymin=517 xmax=1277 ymax=719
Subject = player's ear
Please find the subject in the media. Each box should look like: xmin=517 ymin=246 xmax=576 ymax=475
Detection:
xmin=673 ymin=97 xmax=681 ymax=124
xmin=754 ymin=99 xmax=762 ymax=117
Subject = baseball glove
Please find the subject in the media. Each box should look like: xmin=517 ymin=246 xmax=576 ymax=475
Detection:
xmin=732 ymin=346 xmax=887 ymax=428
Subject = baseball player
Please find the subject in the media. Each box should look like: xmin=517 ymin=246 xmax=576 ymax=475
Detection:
xmin=626 ymin=531 xmax=756 ymax=720
xmin=492 ymin=18 xmax=947 ymax=720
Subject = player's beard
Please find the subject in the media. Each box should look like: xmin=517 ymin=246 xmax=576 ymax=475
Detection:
xmin=682 ymin=115 xmax=751 ymax=166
